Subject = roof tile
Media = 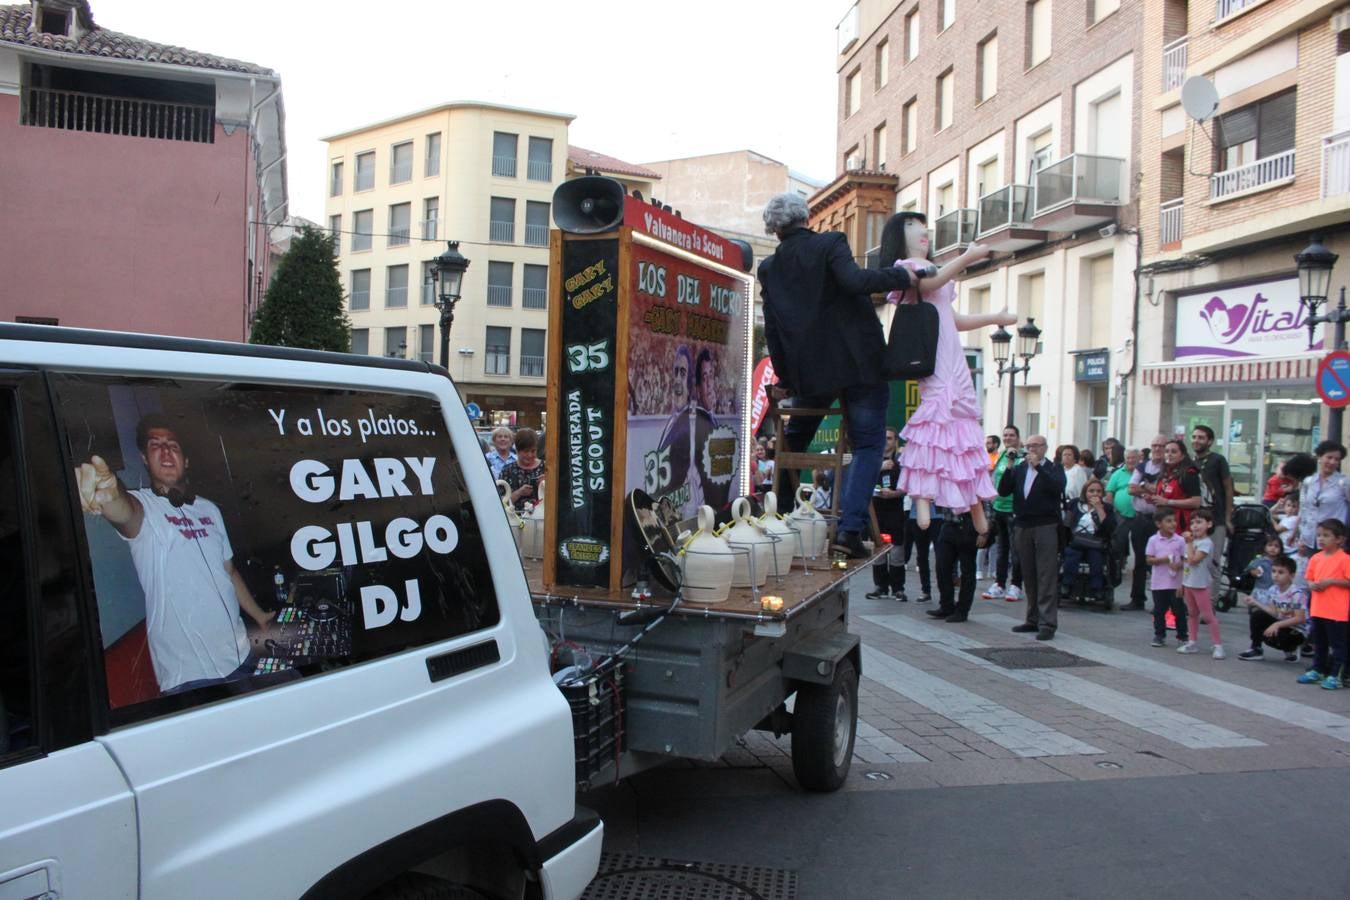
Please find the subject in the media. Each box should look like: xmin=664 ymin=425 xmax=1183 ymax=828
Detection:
xmin=568 ymin=144 xmax=660 ymax=180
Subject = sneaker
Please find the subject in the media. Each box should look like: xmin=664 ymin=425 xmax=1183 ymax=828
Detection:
xmin=864 ymin=587 xmax=891 ymax=600
xmin=1284 ymin=651 xmax=1298 ymax=662
xmin=1320 ymin=675 xmax=1343 ymax=690
xmin=1150 ymin=636 xmax=1165 ymax=648
xmin=1212 ymin=645 xmax=1226 ymax=660
xmin=895 ymin=591 xmax=909 ymax=603
xmin=981 ymin=585 xmax=1005 ymax=601
xmin=1176 ymin=641 xmax=1198 ymax=654
xmin=1238 ymin=648 xmax=1264 ymax=661
xmin=1005 ymin=585 xmax=1023 ymax=602
xmin=831 ymin=530 xmax=869 ymax=560
xmin=1296 ymin=669 xmax=1325 ymax=684
xmin=917 ymin=593 xmax=932 ymax=603
xmin=1011 ymin=623 xmax=1039 ymax=633
xmin=974 ymin=569 xmax=986 ymax=580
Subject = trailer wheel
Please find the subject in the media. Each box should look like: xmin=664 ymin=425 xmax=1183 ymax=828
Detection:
xmin=791 ymin=658 xmax=858 ymax=792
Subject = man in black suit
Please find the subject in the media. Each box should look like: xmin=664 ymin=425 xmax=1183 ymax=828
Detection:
xmin=757 ymin=193 xmax=920 ymax=558
xmin=997 ymin=434 xmax=1066 ymax=640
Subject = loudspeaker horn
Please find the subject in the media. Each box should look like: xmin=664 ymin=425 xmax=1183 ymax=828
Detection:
xmin=552 ymin=176 xmax=627 ymax=234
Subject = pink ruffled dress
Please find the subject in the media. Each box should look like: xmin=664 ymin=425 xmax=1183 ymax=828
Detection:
xmin=890 ymin=258 xmax=995 ymax=512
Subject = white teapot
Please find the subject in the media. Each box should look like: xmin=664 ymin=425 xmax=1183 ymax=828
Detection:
xmin=788 ymin=484 xmax=829 ymax=560
xmin=678 ymin=505 xmax=734 ymax=604
xmin=721 ymin=497 xmax=773 ymax=588
xmin=521 ymin=499 xmax=546 ymax=559
xmin=756 ymin=491 xmax=796 ymax=577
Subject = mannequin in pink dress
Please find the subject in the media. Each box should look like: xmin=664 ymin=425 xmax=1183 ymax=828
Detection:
xmin=879 ymin=212 xmax=1015 ymax=534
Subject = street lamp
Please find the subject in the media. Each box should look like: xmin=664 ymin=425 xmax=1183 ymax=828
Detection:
xmin=429 ymin=240 xmax=471 ymax=369
xmin=1296 ymin=234 xmax=1343 ymax=440
xmin=990 ymin=318 xmax=1042 ymax=430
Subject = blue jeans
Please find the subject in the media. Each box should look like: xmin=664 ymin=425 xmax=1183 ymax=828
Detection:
xmin=783 ymin=382 xmax=889 ymax=535
xmin=1062 ymin=544 xmax=1106 ymax=589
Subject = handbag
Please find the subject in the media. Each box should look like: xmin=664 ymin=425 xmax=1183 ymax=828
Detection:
xmin=881 ymin=295 xmax=939 ymax=380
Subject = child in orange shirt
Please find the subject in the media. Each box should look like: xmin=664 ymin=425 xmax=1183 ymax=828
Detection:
xmin=1296 ymin=518 xmax=1350 ymax=690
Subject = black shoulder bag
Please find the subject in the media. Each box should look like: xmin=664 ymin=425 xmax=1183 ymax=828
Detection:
xmin=881 ymin=292 xmax=939 ymax=380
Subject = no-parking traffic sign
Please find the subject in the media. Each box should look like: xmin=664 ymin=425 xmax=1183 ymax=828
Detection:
xmin=1316 ymin=350 xmax=1350 ymax=408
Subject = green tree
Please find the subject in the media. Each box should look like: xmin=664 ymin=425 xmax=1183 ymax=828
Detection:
xmin=250 ymin=226 xmax=351 ymax=351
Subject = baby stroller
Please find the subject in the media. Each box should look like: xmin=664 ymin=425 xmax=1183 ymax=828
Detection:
xmin=1216 ymin=502 xmax=1273 ymax=611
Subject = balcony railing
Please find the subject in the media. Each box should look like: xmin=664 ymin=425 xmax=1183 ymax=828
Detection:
xmin=976 ymin=184 xmax=1035 ymax=237
xmin=934 ymin=208 xmax=977 ymax=253
xmin=489 ymin=220 xmax=515 ymax=242
xmin=388 ymin=226 xmax=410 ymax=247
xmin=1323 ymin=131 xmax=1350 ymax=198
xmin=352 ymin=231 xmax=372 ymax=252
xmin=1033 ymin=154 xmax=1125 ymax=214
xmin=485 ymin=353 xmax=510 ymax=376
xmin=492 ymin=155 xmax=518 ymax=177
xmin=420 ymin=218 xmax=439 ymax=241
xmin=1216 ymin=0 xmax=1257 ymax=22
xmin=487 ymin=284 xmax=512 ymax=307
xmin=524 ymin=223 xmax=550 ymax=246
xmin=350 ymin=290 xmax=370 ymax=311
xmin=22 ymin=86 xmax=214 ymax=143
xmin=385 ymin=287 xmax=407 ymax=309
xmin=527 ymin=158 xmax=552 ymax=181
xmin=520 ymin=354 xmax=546 ymax=377
xmin=1162 ymin=36 xmax=1188 ymax=92
xmin=523 ymin=287 xmax=548 ymax=309
xmin=1209 ymin=149 xmax=1295 ymax=201
xmin=1160 ymin=197 xmax=1184 ymax=246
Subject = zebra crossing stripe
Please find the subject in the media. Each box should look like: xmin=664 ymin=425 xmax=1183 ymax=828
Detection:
xmin=864 ymin=614 xmax=1264 ymax=750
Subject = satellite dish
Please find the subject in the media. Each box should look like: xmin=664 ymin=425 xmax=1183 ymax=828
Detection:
xmin=1180 ymin=76 xmax=1219 ymax=122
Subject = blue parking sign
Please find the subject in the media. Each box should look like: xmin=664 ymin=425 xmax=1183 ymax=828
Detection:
xmin=1316 ymin=351 xmax=1350 ymax=409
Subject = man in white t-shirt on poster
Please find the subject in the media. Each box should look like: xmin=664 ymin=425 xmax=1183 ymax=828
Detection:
xmin=75 ymin=415 xmax=274 ymax=693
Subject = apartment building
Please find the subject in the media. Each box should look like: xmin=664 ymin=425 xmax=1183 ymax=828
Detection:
xmin=1136 ymin=0 xmax=1350 ymax=496
xmin=0 ymin=0 xmax=286 ymax=340
xmin=324 ymin=102 xmax=570 ymax=427
xmin=832 ymin=0 xmax=1143 ymax=448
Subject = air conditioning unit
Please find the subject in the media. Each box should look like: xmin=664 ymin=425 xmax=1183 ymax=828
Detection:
xmin=1333 ymin=7 xmax=1350 ymax=32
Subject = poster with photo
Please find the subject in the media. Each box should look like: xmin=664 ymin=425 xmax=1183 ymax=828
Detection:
xmin=624 ymin=243 xmax=748 ymax=522
xmin=53 ymin=374 xmax=499 ymax=710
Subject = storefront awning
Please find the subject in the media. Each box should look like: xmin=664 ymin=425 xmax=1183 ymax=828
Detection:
xmin=1141 ymin=354 xmax=1319 ymax=386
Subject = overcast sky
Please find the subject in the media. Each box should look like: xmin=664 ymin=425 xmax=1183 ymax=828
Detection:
xmin=93 ymin=0 xmax=844 ymax=222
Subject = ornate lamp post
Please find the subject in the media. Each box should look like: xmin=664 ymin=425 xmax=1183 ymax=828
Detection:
xmin=428 ymin=240 xmax=471 ymax=369
xmin=1296 ymin=234 xmax=1342 ymax=439
xmin=990 ymin=318 xmax=1042 ymax=430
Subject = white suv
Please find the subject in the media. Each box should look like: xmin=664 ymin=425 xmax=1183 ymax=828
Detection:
xmin=0 ymin=325 xmax=600 ymax=899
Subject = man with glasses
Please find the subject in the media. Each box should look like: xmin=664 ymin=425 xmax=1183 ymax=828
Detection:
xmin=1124 ymin=436 xmax=1167 ymax=610
xmin=1297 ymin=441 xmax=1350 ymax=558
xmin=998 ymin=435 xmax=1065 ymax=640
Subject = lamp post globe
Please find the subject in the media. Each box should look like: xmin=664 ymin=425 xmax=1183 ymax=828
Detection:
xmin=1296 ymin=234 xmax=1337 ymax=311
xmin=1016 ymin=318 xmax=1042 ymax=360
xmin=430 ymin=241 xmax=471 ymax=368
xmin=990 ymin=326 xmax=1012 ymax=366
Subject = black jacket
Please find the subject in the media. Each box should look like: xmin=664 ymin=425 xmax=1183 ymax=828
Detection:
xmin=997 ymin=459 xmax=1067 ymax=526
xmin=758 ymin=228 xmax=914 ymax=398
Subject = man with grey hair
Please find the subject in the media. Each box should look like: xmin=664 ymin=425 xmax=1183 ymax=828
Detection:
xmin=757 ymin=192 xmax=921 ymax=558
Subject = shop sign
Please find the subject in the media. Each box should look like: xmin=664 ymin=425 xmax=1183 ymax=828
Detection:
xmin=623 ymin=195 xmax=741 ymax=270
xmin=1073 ymin=349 xmax=1109 ymax=383
xmin=1175 ymin=278 xmax=1320 ymax=360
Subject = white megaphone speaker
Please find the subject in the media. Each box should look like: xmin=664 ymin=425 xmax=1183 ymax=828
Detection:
xmin=552 ymin=176 xmax=627 ymax=234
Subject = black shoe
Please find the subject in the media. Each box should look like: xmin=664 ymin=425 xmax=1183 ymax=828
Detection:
xmin=1121 ymin=601 xmax=1146 ymax=611
xmin=1036 ymin=629 xmax=1055 ymax=641
xmin=1012 ymin=623 xmax=1039 ymax=633
xmin=917 ymin=593 xmax=932 ymax=603
xmin=865 ymin=588 xmax=890 ymax=600
xmin=831 ymin=530 xmax=868 ymax=559
xmin=945 ymin=612 xmax=969 ymax=623
xmin=895 ymin=591 xmax=909 ymax=603
xmin=926 ymin=608 xmax=954 ymax=619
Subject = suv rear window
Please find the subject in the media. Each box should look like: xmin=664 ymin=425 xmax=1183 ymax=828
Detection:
xmin=52 ymin=375 xmax=499 ymax=721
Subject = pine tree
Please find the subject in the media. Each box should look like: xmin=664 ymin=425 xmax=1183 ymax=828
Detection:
xmin=250 ymin=226 xmax=352 ymax=351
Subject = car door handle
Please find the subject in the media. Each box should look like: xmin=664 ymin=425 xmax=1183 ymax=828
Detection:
xmin=0 ymin=859 xmax=60 ymax=900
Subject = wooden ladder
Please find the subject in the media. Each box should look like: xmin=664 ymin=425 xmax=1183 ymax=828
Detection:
xmin=768 ymin=401 xmax=880 ymax=544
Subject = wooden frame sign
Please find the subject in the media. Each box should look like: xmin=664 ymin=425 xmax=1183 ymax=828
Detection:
xmin=544 ymin=178 xmax=752 ymax=594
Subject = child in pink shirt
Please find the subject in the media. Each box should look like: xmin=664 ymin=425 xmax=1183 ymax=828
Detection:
xmin=1145 ymin=510 xmax=1188 ymax=647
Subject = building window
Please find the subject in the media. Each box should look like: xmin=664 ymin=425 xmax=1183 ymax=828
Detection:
xmin=936 ymin=68 xmax=954 ymax=131
xmin=1088 ymin=0 xmax=1120 ymax=24
xmin=422 ymin=197 xmax=439 ymax=240
xmin=936 ymin=182 xmax=955 ymax=216
xmin=489 ymin=197 xmax=515 ymax=242
xmin=384 ymin=326 xmax=407 ymax=358
xmin=1026 ymin=0 xmax=1051 ymax=69
xmin=977 ymin=157 xmax=1000 ymax=197
xmin=329 ymin=161 xmax=343 ymax=197
xmin=385 ymin=264 xmax=408 ymax=308
xmin=352 ymin=209 xmax=373 ymax=252
xmin=942 ymin=0 xmax=956 ymax=31
xmin=520 ymin=328 xmax=546 ymax=377
xmin=844 ymin=144 xmax=864 ymax=170
xmin=875 ymin=39 xmax=889 ymax=89
xmin=355 ymin=151 xmax=375 ymax=191
xmin=527 ymin=136 xmax=553 ymax=181
xmin=1215 ymin=89 xmax=1296 ymax=172
xmin=329 ymin=214 xmax=341 ymax=253
xmin=1082 ymin=254 xmax=1113 ymax=351
xmin=487 ymin=261 xmax=513 ymax=307
xmin=523 ymin=264 xmax=548 ymax=309
xmin=1087 ymin=91 xmax=1122 ymax=155
xmin=525 ymin=201 xmax=551 ymax=246
xmin=390 ymin=141 xmax=413 ymax=184
xmin=873 ymin=124 xmax=888 ymax=171
xmin=21 ymin=62 xmax=215 ymax=144
xmin=388 ymin=202 xmax=411 ymax=247
xmin=425 ymin=132 xmax=441 ymax=177
xmin=492 ymin=131 xmax=518 ymax=177
xmin=1018 ymin=271 xmax=1046 ymax=337
xmin=422 ymin=261 xmax=437 ymax=305
xmin=351 ymin=327 xmax=368 ymax=355
xmin=1029 ymin=129 xmax=1054 ymax=178
xmin=903 ymin=98 xmax=918 ymax=154
xmin=419 ymin=324 xmax=435 ymax=363
xmin=905 ymin=8 xmax=920 ymax=61
xmin=977 ymin=32 xmax=998 ymax=102
xmin=845 ymin=68 xmax=861 ymax=117
xmin=350 ymin=269 xmax=370 ymax=310
xmin=485 ymin=326 xmax=511 ymax=375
